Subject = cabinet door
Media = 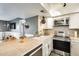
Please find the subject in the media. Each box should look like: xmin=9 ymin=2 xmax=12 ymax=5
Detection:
xmin=71 ymin=42 xmax=79 ymax=56
xmin=45 ymin=18 xmax=54 ymax=29
xmin=69 ymin=13 xmax=79 ymax=29
xmin=42 ymin=43 xmax=49 ymax=56
xmin=48 ymin=38 xmax=53 ymax=55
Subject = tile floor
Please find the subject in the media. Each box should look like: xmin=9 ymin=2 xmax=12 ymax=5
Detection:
xmin=50 ymin=51 xmax=70 ymax=56
xmin=50 ymin=51 xmax=61 ymax=56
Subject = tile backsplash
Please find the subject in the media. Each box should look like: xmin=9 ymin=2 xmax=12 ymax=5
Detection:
xmin=69 ymin=30 xmax=74 ymax=37
xmin=53 ymin=26 xmax=70 ymax=36
xmin=69 ymin=29 xmax=79 ymax=37
xmin=43 ymin=29 xmax=54 ymax=35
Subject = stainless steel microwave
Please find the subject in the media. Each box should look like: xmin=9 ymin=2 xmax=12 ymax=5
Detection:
xmin=54 ymin=17 xmax=69 ymax=26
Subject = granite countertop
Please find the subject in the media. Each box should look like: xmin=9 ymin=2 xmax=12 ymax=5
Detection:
xmin=69 ymin=36 xmax=79 ymax=43
xmin=53 ymin=35 xmax=70 ymax=42
xmin=0 ymin=36 xmax=53 ymax=56
xmin=0 ymin=38 xmax=42 ymax=56
xmin=31 ymin=36 xmax=53 ymax=42
xmin=0 ymin=35 xmax=74 ymax=56
xmin=70 ymin=36 xmax=79 ymax=39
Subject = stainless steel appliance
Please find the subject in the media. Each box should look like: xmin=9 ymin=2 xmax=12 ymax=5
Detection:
xmin=53 ymin=35 xmax=70 ymax=56
xmin=54 ymin=17 xmax=69 ymax=26
xmin=54 ymin=30 xmax=69 ymax=37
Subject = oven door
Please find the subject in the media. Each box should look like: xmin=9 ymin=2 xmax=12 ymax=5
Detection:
xmin=53 ymin=40 xmax=70 ymax=53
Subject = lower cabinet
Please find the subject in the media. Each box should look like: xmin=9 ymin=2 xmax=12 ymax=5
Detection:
xmin=71 ymin=41 xmax=79 ymax=56
xmin=48 ymin=38 xmax=53 ymax=55
xmin=42 ymin=37 xmax=53 ymax=56
xmin=24 ymin=37 xmax=53 ymax=56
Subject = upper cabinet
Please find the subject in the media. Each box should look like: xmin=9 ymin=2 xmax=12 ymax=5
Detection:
xmin=45 ymin=17 xmax=54 ymax=29
xmin=69 ymin=13 xmax=79 ymax=29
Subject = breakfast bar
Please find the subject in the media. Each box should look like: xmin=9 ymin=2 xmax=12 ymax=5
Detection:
xmin=0 ymin=38 xmax=42 ymax=56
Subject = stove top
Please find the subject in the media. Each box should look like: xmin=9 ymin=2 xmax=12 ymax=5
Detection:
xmin=53 ymin=35 xmax=70 ymax=42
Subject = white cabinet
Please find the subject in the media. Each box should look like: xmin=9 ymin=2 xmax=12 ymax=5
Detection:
xmin=45 ymin=18 xmax=54 ymax=29
xmin=42 ymin=43 xmax=49 ymax=56
xmin=71 ymin=41 xmax=79 ymax=56
xmin=42 ymin=37 xmax=53 ymax=56
xmin=32 ymin=36 xmax=53 ymax=56
xmin=48 ymin=37 xmax=53 ymax=55
xmin=69 ymin=13 xmax=79 ymax=29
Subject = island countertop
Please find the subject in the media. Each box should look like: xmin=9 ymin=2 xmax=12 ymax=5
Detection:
xmin=0 ymin=38 xmax=42 ymax=56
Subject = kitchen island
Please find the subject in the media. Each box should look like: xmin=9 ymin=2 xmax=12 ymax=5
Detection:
xmin=0 ymin=36 xmax=53 ymax=56
xmin=0 ymin=38 xmax=42 ymax=56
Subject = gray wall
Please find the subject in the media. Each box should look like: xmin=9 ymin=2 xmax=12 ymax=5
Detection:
xmin=9 ymin=16 xmax=38 ymax=35
xmin=10 ymin=19 xmax=21 ymax=33
xmin=69 ymin=29 xmax=79 ymax=37
xmin=25 ymin=16 xmax=38 ymax=34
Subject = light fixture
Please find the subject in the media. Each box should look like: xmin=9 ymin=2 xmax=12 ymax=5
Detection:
xmin=25 ymin=24 xmax=29 ymax=28
xmin=41 ymin=16 xmax=46 ymax=24
xmin=63 ymin=3 xmax=67 ymax=7
xmin=20 ymin=20 xmax=26 ymax=24
xmin=49 ymin=9 xmax=61 ymax=16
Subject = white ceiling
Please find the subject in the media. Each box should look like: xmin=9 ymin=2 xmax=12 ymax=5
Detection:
xmin=0 ymin=3 xmax=50 ymax=21
xmin=0 ymin=3 xmax=79 ymax=21
xmin=42 ymin=3 xmax=79 ymax=16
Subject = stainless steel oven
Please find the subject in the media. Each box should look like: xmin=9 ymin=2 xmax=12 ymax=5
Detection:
xmin=53 ymin=39 xmax=70 ymax=56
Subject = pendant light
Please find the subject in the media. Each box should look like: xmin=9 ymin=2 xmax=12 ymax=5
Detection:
xmin=41 ymin=16 xmax=46 ymax=24
xmin=25 ymin=24 xmax=29 ymax=28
